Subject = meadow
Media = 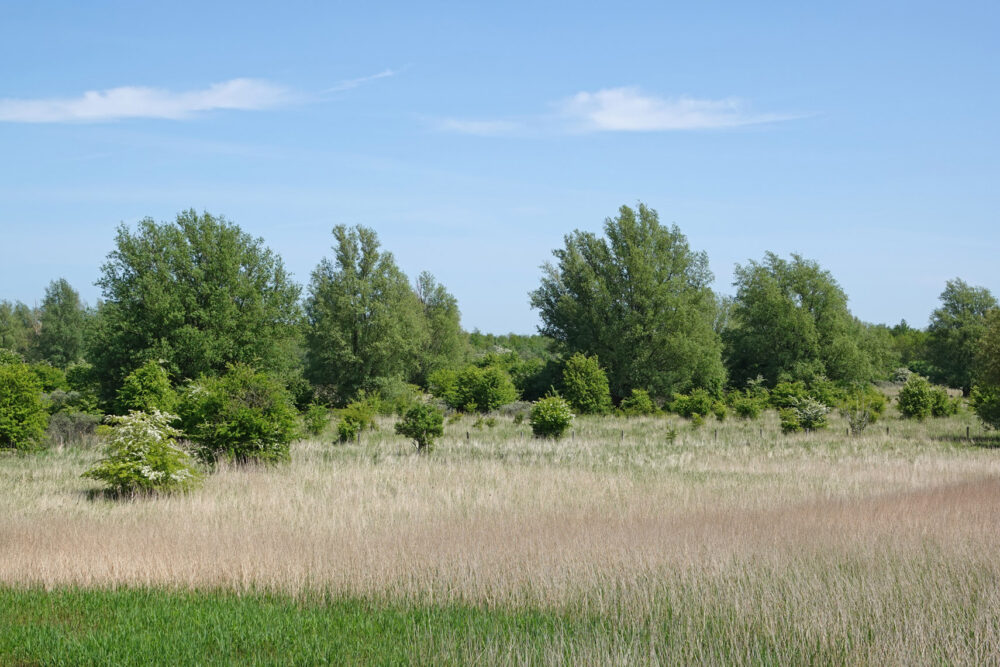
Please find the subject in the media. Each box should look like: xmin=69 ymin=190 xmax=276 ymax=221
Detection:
xmin=2 ymin=409 xmax=999 ymax=664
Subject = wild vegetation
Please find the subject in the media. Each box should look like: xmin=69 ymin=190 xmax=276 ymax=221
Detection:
xmin=2 ymin=203 xmax=999 ymax=663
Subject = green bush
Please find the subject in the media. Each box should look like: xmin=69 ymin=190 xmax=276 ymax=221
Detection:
xmin=897 ymin=375 xmax=934 ymax=420
xmin=779 ymin=409 xmax=802 ymax=434
xmin=82 ymin=410 xmax=201 ymax=495
xmin=529 ymin=395 xmax=574 ymax=438
xmin=793 ymin=397 xmax=829 ymax=430
xmin=303 ymin=403 xmax=329 ymax=436
xmin=366 ymin=376 xmax=421 ymax=416
xmin=971 ymin=385 xmax=1000 ymax=429
xmin=179 ymin=365 xmax=298 ymax=464
xmin=560 ymin=353 xmax=611 ymax=415
xmin=0 ymin=362 xmax=49 ymax=450
xmin=731 ymin=393 xmax=766 ymax=419
xmin=336 ymin=393 xmax=378 ymax=443
xmin=447 ymin=365 xmax=519 ymax=413
xmin=620 ymin=388 xmax=656 ymax=416
xmin=711 ymin=401 xmax=728 ymax=421
xmin=116 ymin=360 xmax=176 ymax=414
xmin=770 ymin=381 xmax=808 ymax=409
xmin=929 ymin=386 xmax=960 ymax=417
xmin=839 ymin=385 xmax=887 ymax=434
xmin=427 ymin=368 xmax=458 ymax=402
xmin=394 ymin=403 xmax=444 ymax=450
xmin=28 ymin=362 xmax=68 ymax=393
xmin=671 ymin=389 xmax=714 ymax=418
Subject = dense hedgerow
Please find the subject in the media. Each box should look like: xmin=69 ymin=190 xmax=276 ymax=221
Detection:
xmin=179 ymin=365 xmax=298 ymax=464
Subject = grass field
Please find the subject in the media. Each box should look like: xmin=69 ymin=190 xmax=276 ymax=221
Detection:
xmin=2 ymin=410 xmax=999 ymax=664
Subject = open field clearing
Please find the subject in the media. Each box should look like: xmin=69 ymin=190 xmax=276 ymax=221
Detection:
xmin=3 ymin=412 xmax=1000 ymax=664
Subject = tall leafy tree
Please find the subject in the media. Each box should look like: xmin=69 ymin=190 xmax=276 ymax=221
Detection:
xmin=0 ymin=301 xmax=38 ymax=357
xmin=725 ymin=253 xmax=873 ymax=386
xmin=33 ymin=278 xmax=87 ymax=368
xmin=306 ymin=225 xmax=427 ymax=402
xmin=530 ymin=203 xmax=725 ymax=402
xmin=414 ymin=271 xmax=467 ymax=385
xmin=88 ymin=210 xmax=302 ymax=406
xmin=926 ymin=278 xmax=997 ymax=394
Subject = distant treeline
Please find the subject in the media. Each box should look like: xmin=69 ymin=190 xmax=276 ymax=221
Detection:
xmin=1 ymin=204 xmax=998 ymax=419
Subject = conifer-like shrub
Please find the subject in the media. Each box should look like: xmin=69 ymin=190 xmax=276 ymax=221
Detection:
xmin=529 ymin=395 xmax=574 ymax=438
xmin=82 ymin=410 xmax=201 ymax=495
xmin=0 ymin=362 xmax=49 ymax=450
xmin=394 ymin=403 xmax=444 ymax=450
xmin=179 ymin=365 xmax=298 ymax=464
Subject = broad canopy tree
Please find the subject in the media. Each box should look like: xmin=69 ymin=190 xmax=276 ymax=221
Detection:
xmin=530 ymin=203 xmax=725 ymax=403
xmin=88 ymin=210 xmax=303 ymax=407
xmin=34 ymin=278 xmax=88 ymax=368
xmin=926 ymin=278 xmax=997 ymax=394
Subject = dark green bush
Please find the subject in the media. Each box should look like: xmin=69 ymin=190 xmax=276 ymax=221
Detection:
xmin=897 ymin=375 xmax=934 ymax=420
xmin=620 ymin=388 xmax=656 ymax=416
xmin=116 ymin=360 xmax=176 ymax=414
xmin=929 ymin=386 xmax=960 ymax=417
xmin=671 ymin=389 xmax=714 ymax=418
xmin=770 ymin=381 xmax=808 ymax=409
xmin=179 ymin=365 xmax=298 ymax=464
xmin=560 ymin=353 xmax=611 ymax=415
xmin=731 ymin=393 xmax=766 ymax=419
xmin=529 ymin=395 xmax=574 ymax=439
xmin=971 ymin=385 xmax=1000 ymax=429
xmin=83 ymin=410 xmax=201 ymax=495
xmin=447 ymin=365 xmax=519 ymax=413
xmin=28 ymin=362 xmax=67 ymax=393
xmin=779 ymin=409 xmax=802 ymax=433
xmin=0 ymin=362 xmax=49 ymax=450
xmin=394 ymin=403 xmax=444 ymax=450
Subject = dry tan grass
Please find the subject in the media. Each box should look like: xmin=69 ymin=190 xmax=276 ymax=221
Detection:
xmin=2 ymin=412 xmax=1000 ymax=661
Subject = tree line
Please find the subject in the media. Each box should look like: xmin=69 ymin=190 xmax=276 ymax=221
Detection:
xmin=2 ymin=204 xmax=999 ymax=442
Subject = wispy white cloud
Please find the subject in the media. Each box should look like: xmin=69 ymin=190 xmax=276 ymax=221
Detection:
xmin=0 ymin=78 xmax=290 ymax=123
xmin=321 ymin=68 xmax=400 ymax=94
xmin=437 ymin=86 xmax=798 ymax=135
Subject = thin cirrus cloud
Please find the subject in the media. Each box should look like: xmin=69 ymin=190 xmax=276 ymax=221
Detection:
xmin=439 ymin=86 xmax=798 ymax=135
xmin=0 ymin=78 xmax=291 ymax=123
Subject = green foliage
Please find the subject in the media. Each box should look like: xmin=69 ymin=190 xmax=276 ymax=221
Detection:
xmin=671 ymin=389 xmax=714 ymax=418
xmin=770 ymin=381 xmax=808 ymax=409
xmin=33 ymin=278 xmax=87 ymax=368
xmin=45 ymin=410 xmax=101 ymax=447
xmin=926 ymin=279 xmax=997 ymax=394
xmin=27 ymin=362 xmax=67 ymax=392
xmin=0 ymin=300 xmax=38 ymax=358
xmin=711 ymin=401 xmax=728 ymax=421
xmin=779 ymin=409 xmax=802 ymax=434
xmin=794 ymin=397 xmax=830 ymax=430
xmin=445 ymin=365 xmax=519 ymax=413
xmin=82 ymin=410 xmax=201 ymax=495
xmin=427 ymin=368 xmax=458 ymax=402
xmin=531 ymin=203 xmax=725 ymax=403
xmin=336 ymin=394 xmax=379 ymax=443
xmin=0 ymin=362 xmax=49 ymax=450
xmin=726 ymin=253 xmax=877 ymax=386
xmin=306 ymin=225 xmax=427 ymax=401
xmin=731 ymin=393 xmax=766 ymax=419
xmin=414 ymin=272 xmax=467 ymax=385
xmin=620 ymin=388 xmax=656 ymax=416
xmin=365 ymin=376 xmax=421 ymax=416
xmin=116 ymin=360 xmax=176 ymax=415
xmin=394 ymin=402 xmax=444 ymax=450
xmin=88 ymin=210 xmax=303 ymax=408
xmin=303 ymin=403 xmax=329 ymax=436
xmin=178 ymin=365 xmax=298 ymax=465
xmin=897 ymin=375 xmax=934 ymax=420
xmin=560 ymin=353 xmax=611 ymax=414
xmin=971 ymin=385 xmax=1000 ymax=429
xmin=529 ymin=395 xmax=574 ymax=438
xmin=929 ymin=386 xmax=960 ymax=417
xmin=839 ymin=385 xmax=887 ymax=434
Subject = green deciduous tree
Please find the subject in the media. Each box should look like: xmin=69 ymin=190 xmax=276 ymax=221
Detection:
xmin=560 ymin=352 xmax=611 ymax=414
xmin=926 ymin=279 xmax=997 ymax=395
xmin=88 ymin=210 xmax=303 ymax=407
xmin=33 ymin=278 xmax=87 ymax=368
xmin=531 ymin=203 xmax=724 ymax=402
xmin=306 ymin=225 xmax=427 ymax=403
xmin=725 ymin=253 xmax=876 ymax=387
xmin=0 ymin=361 xmax=49 ymax=450
xmin=971 ymin=309 xmax=1000 ymax=428
xmin=414 ymin=271 xmax=467 ymax=385
xmin=0 ymin=301 xmax=38 ymax=357
xmin=116 ymin=360 xmax=177 ymax=414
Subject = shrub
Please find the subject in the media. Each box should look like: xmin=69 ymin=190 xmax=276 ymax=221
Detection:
xmin=779 ymin=409 xmax=802 ymax=434
xmin=366 ymin=376 xmax=421 ymax=416
xmin=46 ymin=411 xmax=101 ymax=447
xmin=82 ymin=410 xmax=201 ymax=495
xmin=530 ymin=395 xmax=574 ymax=438
xmin=28 ymin=362 xmax=68 ymax=392
xmin=394 ymin=403 xmax=444 ymax=450
xmin=620 ymin=388 xmax=656 ymax=416
xmin=793 ymin=397 xmax=830 ymax=430
xmin=971 ymin=385 xmax=1000 ymax=429
xmin=179 ymin=365 xmax=298 ymax=464
xmin=426 ymin=368 xmax=458 ymax=402
xmin=336 ymin=393 xmax=379 ymax=443
xmin=711 ymin=401 xmax=728 ymax=421
xmin=448 ymin=365 xmax=519 ymax=413
xmin=0 ymin=363 xmax=49 ymax=450
xmin=560 ymin=353 xmax=612 ymax=415
xmin=303 ymin=403 xmax=329 ymax=436
xmin=770 ymin=381 xmax=808 ymax=409
xmin=807 ymin=377 xmax=846 ymax=407
xmin=929 ymin=386 xmax=960 ymax=417
xmin=731 ymin=393 xmax=766 ymax=419
xmin=690 ymin=413 xmax=705 ymax=428
xmin=840 ymin=386 xmax=887 ymax=434
xmin=671 ymin=389 xmax=714 ymax=418
xmin=891 ymin=367 xmax=913 ymax=383
xmin=116 ymin=360 xmax=176 ymax=414
xmin=897 ymin=375 xmax=934 ymax=420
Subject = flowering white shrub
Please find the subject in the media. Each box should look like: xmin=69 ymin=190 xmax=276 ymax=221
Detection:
xmin=82 ymin=410 xmax=202 ymax=495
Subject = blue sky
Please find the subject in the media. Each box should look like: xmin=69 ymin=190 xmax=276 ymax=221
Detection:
xmin=1 ymin=1 xmax=997 ymax=333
